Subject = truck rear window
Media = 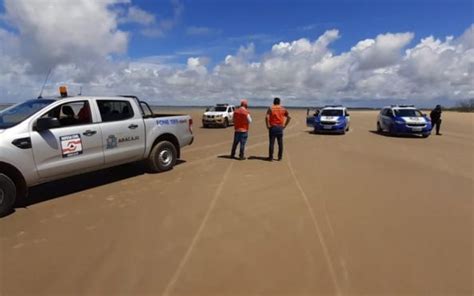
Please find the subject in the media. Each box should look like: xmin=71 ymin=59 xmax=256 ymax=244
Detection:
xmin=98 ymin=100 xmax=134 ymax=122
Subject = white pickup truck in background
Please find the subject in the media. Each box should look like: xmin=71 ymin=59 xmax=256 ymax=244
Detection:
xmin=0 ymin=94 xmax=194 ymax=216
xmin=202 ymin=104 xmax=235 ymax=128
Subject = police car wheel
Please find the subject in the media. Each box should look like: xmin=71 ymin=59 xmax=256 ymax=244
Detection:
xmin=147 ymin=141 xmax=177 ymax=172
xmin=376 ymin=122 xmax=382 ymax=133
xmin=224 ymin=118 xmax=229 ymax=128
xmin=0 ymin=173 xmax=16 ymax=217
xmin=422 ymin=133 xmax=430 ymax=138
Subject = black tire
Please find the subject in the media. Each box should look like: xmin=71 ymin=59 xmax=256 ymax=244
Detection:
xmin=0 ymin=173 xmax=16 ymax=217
xmin=422 ymin=133 xmax=430 ymax=138
xmin=146 ymin=141 xmax=177 ymax=173
xmin=223 ymin=118 xmax=229 ymax=128
xmin=376 ymin=122 xmax=382 ymax=133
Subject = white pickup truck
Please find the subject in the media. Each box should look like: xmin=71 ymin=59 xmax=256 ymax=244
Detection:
xmin=202 ymin=104 xmax=235 ymax=128
xmin=0 ymin=94 xmax=194 ymax=216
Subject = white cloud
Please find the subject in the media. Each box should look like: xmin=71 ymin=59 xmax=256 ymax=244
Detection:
xmin=120 ymin=6 xmax=155 ymax=25
xmin=138 ymin=0 xmax=182 ymax=38
xmin=2 ymin=0 xmax=128 ymax=75
xmin=0 ymin=1 xmax=472 ymax=105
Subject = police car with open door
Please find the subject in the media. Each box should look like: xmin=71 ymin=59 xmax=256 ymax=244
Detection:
xmin=307 ymin=105 xmax=350 ymax=134
xmin=376 ymin=105 xmax=432 ymax=137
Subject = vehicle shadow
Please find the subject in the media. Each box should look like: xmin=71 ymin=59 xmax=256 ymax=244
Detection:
xmin=369 ymin=130 xmax=427 ymax=139
xmin=306 ymin=130 xmax=344 ymax=136
xmin=15 ymin=160 xmax=186 ymax=209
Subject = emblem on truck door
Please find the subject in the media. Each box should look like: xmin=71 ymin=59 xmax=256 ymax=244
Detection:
xmin=106 ymin=135 xmax=118 ymax=149
xmin=60 ymin=134 xmax=83 ymax=158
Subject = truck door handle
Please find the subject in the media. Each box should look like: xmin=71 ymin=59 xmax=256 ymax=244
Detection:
xmin=83 ymin=130 xmax=97 ymax=136
xmin=128 ymin=124 xmax=139 ymax=129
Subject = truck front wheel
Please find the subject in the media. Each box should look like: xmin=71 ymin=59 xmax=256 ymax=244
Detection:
xmin=147 ymin=141 xmax=178 ymax=172
xmin=0 ymin=173 xmax=16 ymax=217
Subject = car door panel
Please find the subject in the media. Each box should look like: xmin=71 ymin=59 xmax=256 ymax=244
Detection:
xmin=96 ymin=99 xmax=146 ymax=165
xmin=31 ymin=99 xmax=104 ymax=180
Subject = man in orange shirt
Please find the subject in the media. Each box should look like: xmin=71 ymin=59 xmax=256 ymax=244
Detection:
xmin=231 ymin=99 xmax=252 ymax=160
xmin=266 ymin=97 xmax=291 ymax=161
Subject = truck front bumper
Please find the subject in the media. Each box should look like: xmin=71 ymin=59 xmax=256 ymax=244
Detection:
xmin=202 ymin=119 xmax=225 ymax=126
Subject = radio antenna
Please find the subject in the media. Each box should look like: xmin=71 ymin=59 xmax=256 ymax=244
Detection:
xmin=37 ymin=68 xmax=52 ymax=99
xmin=78 ymin=86 xmax=82 ymax=96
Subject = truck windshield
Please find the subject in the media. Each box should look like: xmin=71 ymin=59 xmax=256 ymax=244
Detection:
xmin=321 ymin=109 xmax=343 ymax=116
xmin=209 ymin=106 xmax=227 ymax=112
xmin=394 ymin=109 xmax=422 ymax=117
xmin=0 ymin=99 xmax=55 ymax=129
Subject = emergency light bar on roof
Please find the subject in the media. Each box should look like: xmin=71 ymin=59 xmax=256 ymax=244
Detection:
xmin=324 ymin=105 xmax=343 ymax=108
xmin=216 ymin=104 xmax=229 ymax=107
xmin=391 ymin=104 xmax=415 ymax=108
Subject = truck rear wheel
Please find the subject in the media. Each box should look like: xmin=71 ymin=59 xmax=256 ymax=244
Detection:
xmin=147 ymin=141 xmax=177 ymax=172
xmin=0 ymin=173 xmax=16 ymax=217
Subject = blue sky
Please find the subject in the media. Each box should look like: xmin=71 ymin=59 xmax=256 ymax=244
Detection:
xmin=125 ymin=0 xmax=473 ymax=63
xmin=0 ymin=0 xmax=473 ymax=105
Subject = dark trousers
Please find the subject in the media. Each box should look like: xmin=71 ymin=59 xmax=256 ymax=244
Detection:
xmin=269 ymin=126 xmax=284 ymax=160
xmin=432 ymin=119 xmax=442 ymax=134
xmin=231 ymin=131 xmax=248 ymax=157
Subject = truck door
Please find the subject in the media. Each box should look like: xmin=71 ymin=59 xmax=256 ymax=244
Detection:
xmin=96 ymin=99 xmax=146 ymax=165
xmin=228 ymin=106 xmax=234 ymax=124
xmin=31 ymin=100 xmax=105 ymax=179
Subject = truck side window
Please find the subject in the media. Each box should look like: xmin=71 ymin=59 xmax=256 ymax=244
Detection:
xmin=97 ymin=100 xmax=134 ymax=122
xmin=40 ymin=101 xmax=92 ymax=128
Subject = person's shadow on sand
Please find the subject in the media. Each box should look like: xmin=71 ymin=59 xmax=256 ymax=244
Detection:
xmin=248 ymin=156 xmax=273 ymax=162
xmin=217 ymin=155 xmax=272 ymax=161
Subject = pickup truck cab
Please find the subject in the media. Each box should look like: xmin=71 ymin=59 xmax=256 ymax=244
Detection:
xmin=0 ymin=94 xmax=193 ymax=216
xmin=307 ymin=105 xmax=350 ymax=134
xmin=377 ymin=105 xmax=431 ymax=137
xmin=202 ymin=104 xmax=235 ymax=128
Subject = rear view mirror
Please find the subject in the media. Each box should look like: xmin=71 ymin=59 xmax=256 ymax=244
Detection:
xmin=36 ymin=117 xmax=60 ymax=132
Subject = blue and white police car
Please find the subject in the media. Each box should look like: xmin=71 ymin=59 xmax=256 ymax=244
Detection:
xmin=376 ymin=105 xmax=432 ymax=137
xmin=307 ymin=105 xmax=350 ymax=134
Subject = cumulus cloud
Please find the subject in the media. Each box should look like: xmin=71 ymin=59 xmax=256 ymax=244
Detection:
xmin=141 ymin=0 xmax=183 ymax=38
xmin=120 ymin=6 xmax=156 ymax=25
xmin=2 ymin=0 xmax=128 ymax=75
xmin=0 ymin=0 xmax=472 ymax=105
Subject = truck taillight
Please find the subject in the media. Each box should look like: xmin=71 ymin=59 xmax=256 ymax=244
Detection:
xmin=189 ymin=118 xmax=193 ymax=133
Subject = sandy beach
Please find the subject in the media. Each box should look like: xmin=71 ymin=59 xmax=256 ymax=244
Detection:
xmin=0 ymin=109 xmax=472 ymax=295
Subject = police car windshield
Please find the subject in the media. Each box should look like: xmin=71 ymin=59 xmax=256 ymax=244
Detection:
xmin=394 ymin=109 xmax=422 ymax=117
xmin=209 ymin=106 xmax=227 ymax=112
xmin=321 ymin=109 xmax=343 ymax=116
xmin=0 ymin=99 xmax=55 ymax=129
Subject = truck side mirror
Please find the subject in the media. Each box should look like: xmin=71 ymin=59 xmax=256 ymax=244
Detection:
xmin=36 ymin=117 xmax=60 ymax=132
